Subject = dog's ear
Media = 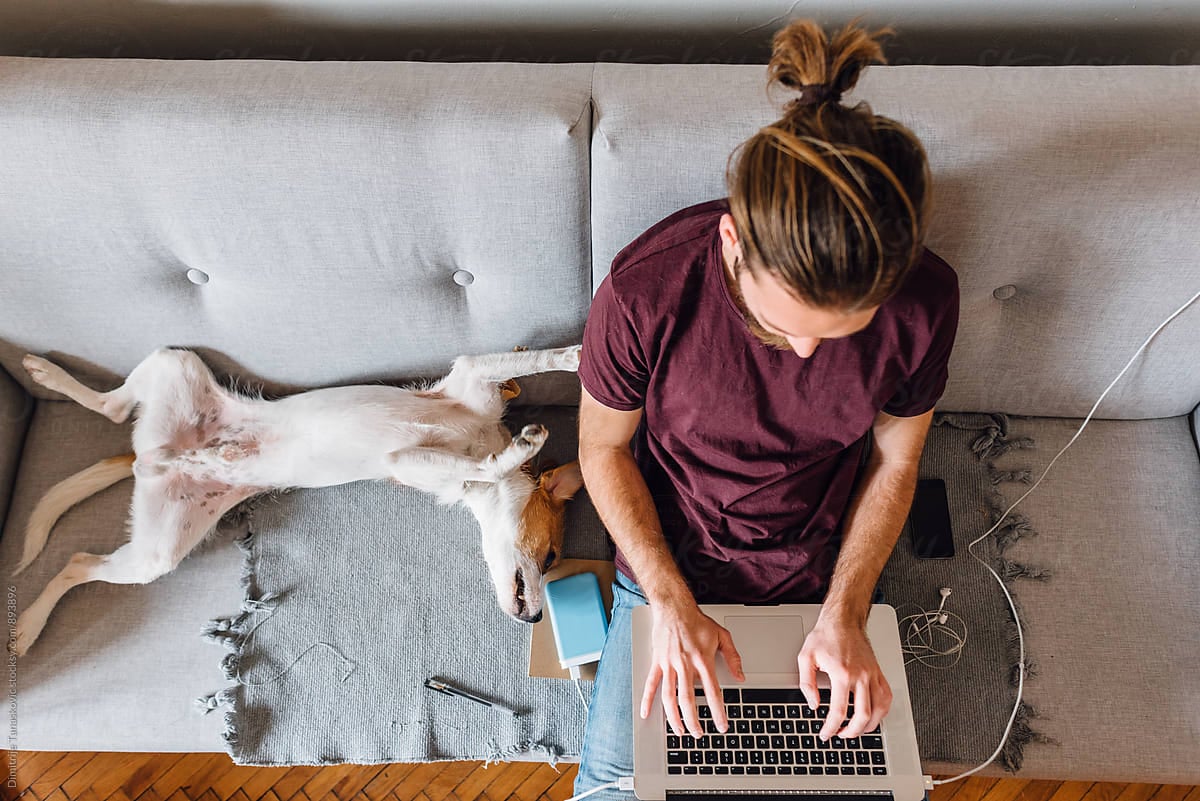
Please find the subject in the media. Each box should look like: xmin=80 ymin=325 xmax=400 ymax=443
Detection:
xmin=499 ymin=379 xmax=521 ymax=401
xmin=539 ymin=461 xmax=583 ymax=501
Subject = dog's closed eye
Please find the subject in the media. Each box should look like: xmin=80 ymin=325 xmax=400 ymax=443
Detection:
xmin=542 ymin=550 xmax=557 ymax=572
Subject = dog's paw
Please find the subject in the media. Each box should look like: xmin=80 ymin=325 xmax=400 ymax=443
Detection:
xmin=558 ymin=344 xmax=582 ymax=372
xmin=22 ymin=354 xmax=57 ymax=387
xmin=516 ymin=424 xmax=548 ymax=448
xmin=10 ymin=615 xmax=34 ymax=658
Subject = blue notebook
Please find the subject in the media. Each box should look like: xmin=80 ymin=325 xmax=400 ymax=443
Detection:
xmin=544 ymin=572 xmax=610 ymax=668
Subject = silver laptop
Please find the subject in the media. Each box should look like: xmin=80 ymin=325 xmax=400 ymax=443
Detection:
xmin=632 ymin=604 xmax=930 ymax=801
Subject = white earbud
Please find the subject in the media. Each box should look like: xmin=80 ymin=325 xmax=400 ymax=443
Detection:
xmin=899 ymin=586 xmax=965 ymax=668
xmin=936 ymin=588 xmax=952 ymax=624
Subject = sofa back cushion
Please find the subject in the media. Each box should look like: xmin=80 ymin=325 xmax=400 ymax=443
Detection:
xmin=591 ymin=64 xmax=1200 ymax=419
xmin=0 ymin=58 xmax=593 ymax=398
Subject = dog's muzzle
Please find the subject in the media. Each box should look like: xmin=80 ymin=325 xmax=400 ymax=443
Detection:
xmin=513 ymin=571 xmax=543 ymax=623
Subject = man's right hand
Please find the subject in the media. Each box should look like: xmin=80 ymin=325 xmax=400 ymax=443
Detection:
xmin=640 ymin=601 xmax=746 ymax=738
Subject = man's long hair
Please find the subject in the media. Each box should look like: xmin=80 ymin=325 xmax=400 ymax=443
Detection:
xmin=726 ymin=16 xmax=933 ymax=312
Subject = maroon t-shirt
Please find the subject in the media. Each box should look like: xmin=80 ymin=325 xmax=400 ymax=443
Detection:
xmin=578 ymin=198 xmax=960 ymax=603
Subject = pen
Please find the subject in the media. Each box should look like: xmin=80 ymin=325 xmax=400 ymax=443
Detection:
xmin=424 ymin=677 xmax=520 ymax=717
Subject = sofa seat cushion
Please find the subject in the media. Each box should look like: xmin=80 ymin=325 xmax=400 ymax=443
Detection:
xmin=921 ymin=414 xmax=1200 ymax=783
xmin=4 ymin=400 xmax=246 ymax=752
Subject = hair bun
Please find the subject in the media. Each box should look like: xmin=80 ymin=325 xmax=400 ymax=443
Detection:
xmin=790 ymin=83 xmax=840 ymax=110
xmin=768 ymin=15 xmax=893 ymax=109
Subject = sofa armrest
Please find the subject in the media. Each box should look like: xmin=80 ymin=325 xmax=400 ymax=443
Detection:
xmin=0 ymin=364 xmax=33 ymax=534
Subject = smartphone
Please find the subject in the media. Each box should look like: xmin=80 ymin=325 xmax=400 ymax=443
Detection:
xmin=909 ymin=478 xmax=955 ymax=559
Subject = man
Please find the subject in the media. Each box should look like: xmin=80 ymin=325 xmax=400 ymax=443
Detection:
xmin=571 ymin=20 xmax=959 ymax=798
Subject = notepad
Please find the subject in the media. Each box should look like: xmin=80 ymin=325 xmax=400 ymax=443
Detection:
xmin=544 ymin=572 xmax=609 ymax=669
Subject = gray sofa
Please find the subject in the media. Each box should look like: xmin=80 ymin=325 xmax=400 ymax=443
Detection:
xmin=1 ymin=57 xmax=1197 ymax=783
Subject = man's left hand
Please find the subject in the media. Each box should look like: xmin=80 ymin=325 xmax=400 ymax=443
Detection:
xmin=796 ymin=617 xmax=892 ymax=740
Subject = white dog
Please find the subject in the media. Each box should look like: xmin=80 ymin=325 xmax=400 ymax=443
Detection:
xmin=11 ymin=345 xmax=585 ymax=656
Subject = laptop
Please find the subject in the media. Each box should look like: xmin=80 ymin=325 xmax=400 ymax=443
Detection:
xmin=631 ymin=604 xmax=930 ymax=801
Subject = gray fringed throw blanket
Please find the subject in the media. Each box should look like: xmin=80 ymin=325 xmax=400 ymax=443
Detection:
xmin=876 ymin=413 xmax=1054 ymax=771
xmin=199 ymin=410 xmax=1049 ymax=770
xmin=197 ymin=405 xmax=608 ymax=767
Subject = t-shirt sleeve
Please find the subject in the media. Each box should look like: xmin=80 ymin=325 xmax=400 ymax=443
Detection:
xmin=882 ymin=272 xmax=960 ymax=418
xmin=578 ymin=271 xmax=649 ymax=411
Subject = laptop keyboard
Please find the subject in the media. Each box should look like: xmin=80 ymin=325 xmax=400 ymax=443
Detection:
xmin=664 ymin=688 xmax=887 ymax=777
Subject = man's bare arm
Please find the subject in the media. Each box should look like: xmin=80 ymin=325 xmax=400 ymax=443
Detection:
xmin=577 ymin=385 xmax=744 ymax=738
xmin=824 ymin=408 xmax=933 ymax=627
xmin=798 ymin=408 xmax=934 ymax=741
xmin=576 ymin=387 xmax=692 ymax=609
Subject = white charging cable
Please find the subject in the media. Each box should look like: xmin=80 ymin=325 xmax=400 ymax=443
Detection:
xmin=934 ymin=287 xmax=1200 ymax=785
xmin=571 ymin=666 xmax=590 ymax=721
xmin=564 ymin=777 xmax=637 ymax=801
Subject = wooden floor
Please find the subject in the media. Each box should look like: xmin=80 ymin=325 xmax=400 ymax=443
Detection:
xmin=4 ymin=753 xmax=1198 ymax=801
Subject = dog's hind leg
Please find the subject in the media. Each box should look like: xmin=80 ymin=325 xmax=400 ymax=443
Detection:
xmin=23 ymin=354 xmax=141 ymax=423
xmin=10 ymin=475 xmax=233 ymax=657
xmin=22 ymin=347 xmax=218 ymax=425
xmin=11 ymin=454 xmax=135 ymax=577
xmin=10 ymin=543 xmax=152 ymax=656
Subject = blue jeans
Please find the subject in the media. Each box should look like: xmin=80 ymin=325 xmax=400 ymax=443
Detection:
xmin=572 ymin=573 xmax=886 ymax=800
xmin=574 ymin=569 xmax=647 ymax=800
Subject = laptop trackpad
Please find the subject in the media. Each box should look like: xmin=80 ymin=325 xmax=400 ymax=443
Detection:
xmin=722 ymin=616 xmax=807 ymax=675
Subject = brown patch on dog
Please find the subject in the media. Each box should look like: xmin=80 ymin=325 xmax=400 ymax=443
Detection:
xmin=515 ymin=461 xmax=585 ymax=573
xmin=518 ymin=487 xmax=564 ymax=568
xmin=414 ymin=389 xmax=445 ymax=400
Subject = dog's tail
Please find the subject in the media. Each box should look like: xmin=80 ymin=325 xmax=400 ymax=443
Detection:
xmin=11 ymin=454 xmax=135 ymax=577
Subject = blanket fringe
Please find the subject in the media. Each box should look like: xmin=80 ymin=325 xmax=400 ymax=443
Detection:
xmin=195 ymin=526 xmax=261 ymax=756
xmin=988 ymin=467 xmax=1032 ymax=485
xmin=998 ymin=702 xmax=1056 ymax=772
xmin=484 ymin=740 xmax=563 ymax=768
xmin=196 ymin=492 xmax=275 ymax=759
xmin=999 ymin=558 xmax=1052 ymax=582
xmin=932 ymin=412 xmax=1054 ymax=772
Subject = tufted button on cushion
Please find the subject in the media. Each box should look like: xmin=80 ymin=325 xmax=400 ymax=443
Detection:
xmin=186 ymin=268 xmax=210 ymax=285
xmin=452 ymin=269 xmax=475 ymax=286
xmin=992 ymin=284 xmax=1017 ymax=300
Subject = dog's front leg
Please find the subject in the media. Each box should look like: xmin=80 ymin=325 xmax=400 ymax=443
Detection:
xmin=386 ymin=447 xmax=494 ymax=489
xmin=435 ymin=346 xmax=580 ymax=412
xmin=442 ymin=345 xmax=580 ymax=389
xmin=387 ymin=424 xmax=548 ymax=487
